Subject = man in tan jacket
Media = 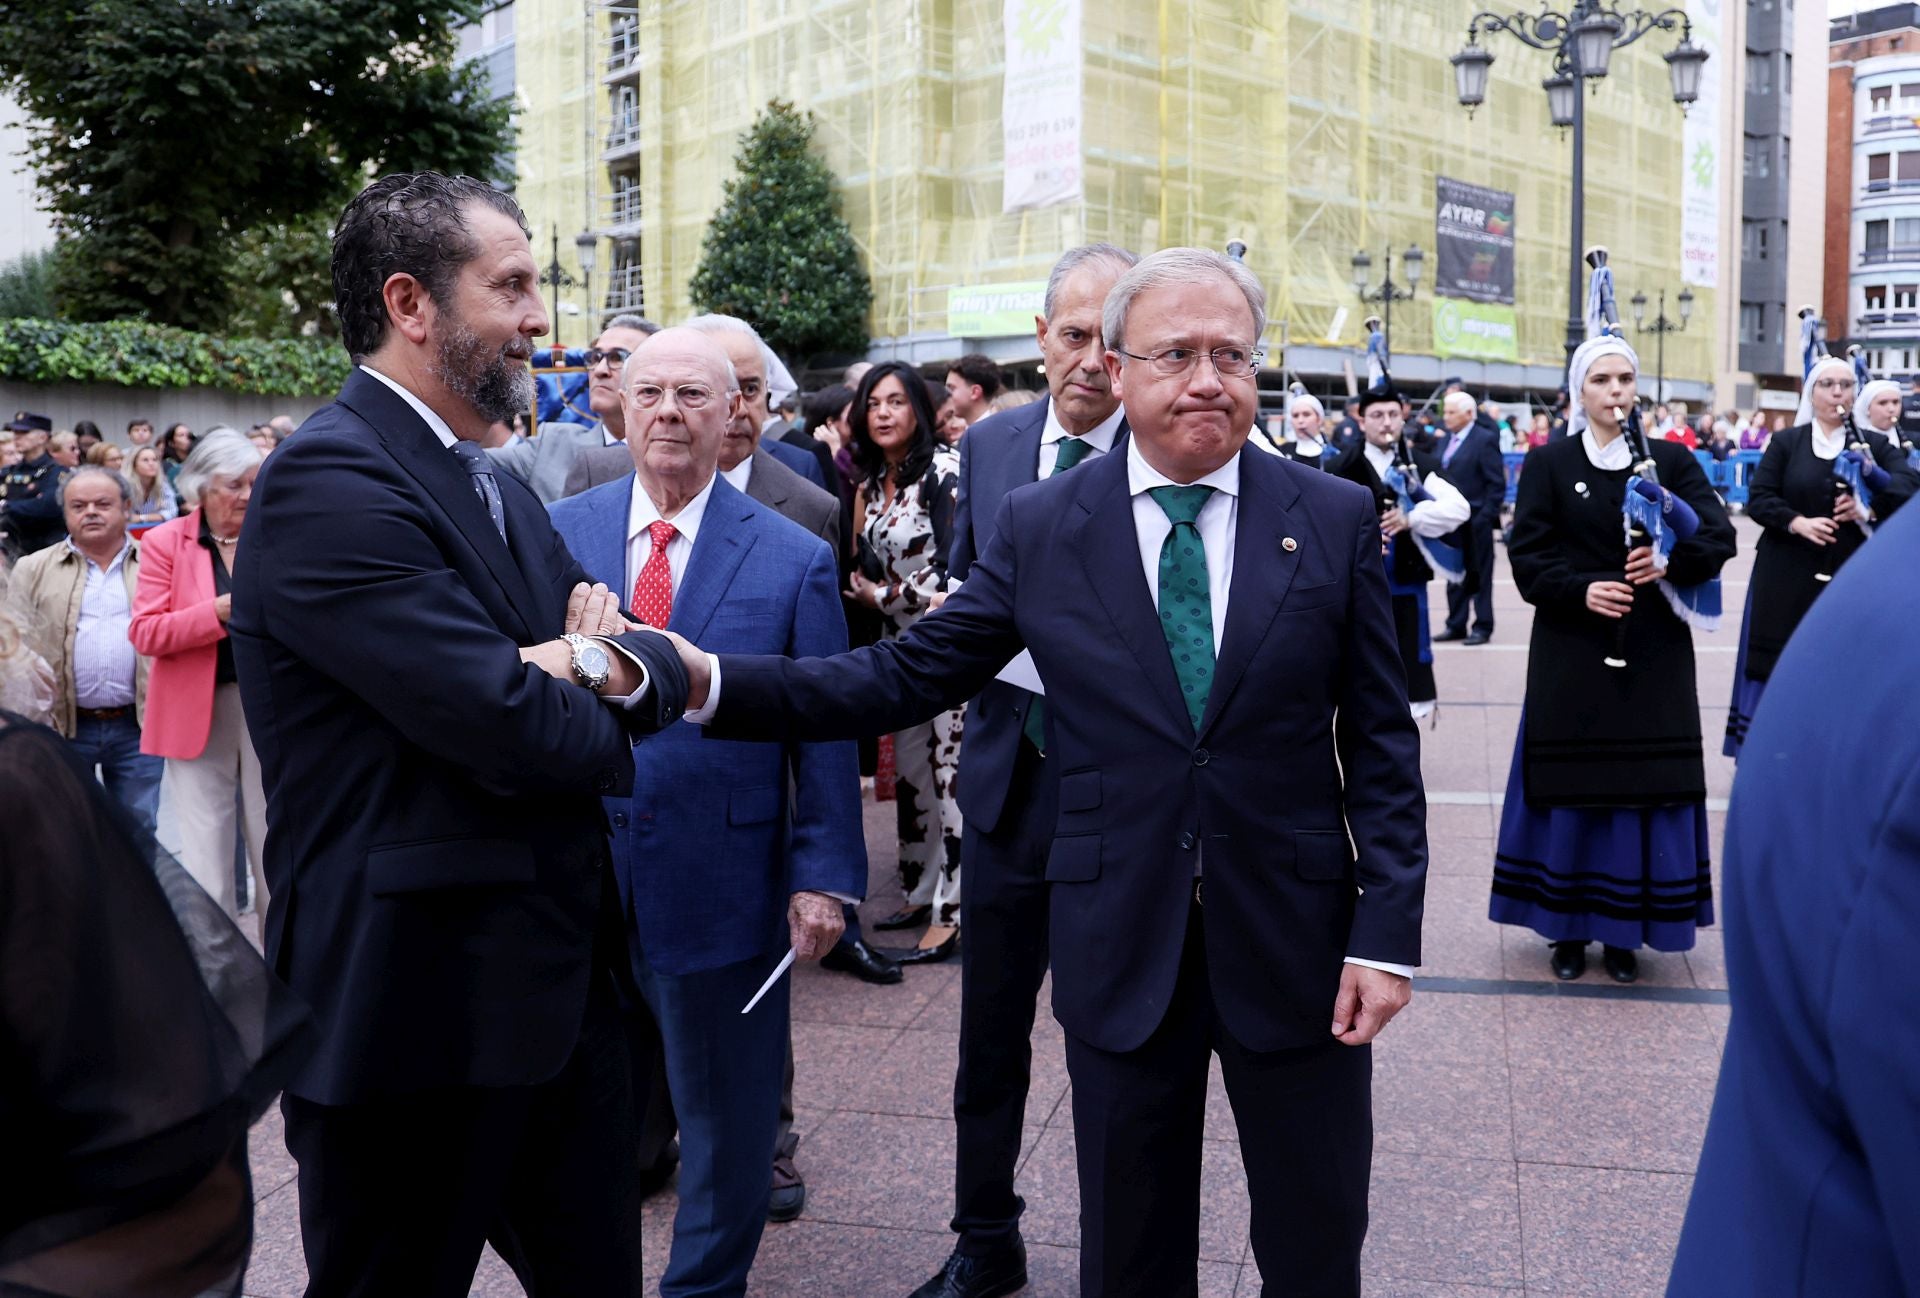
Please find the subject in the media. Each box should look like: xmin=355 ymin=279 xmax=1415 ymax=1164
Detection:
xmin=7 ymin=464 xmax=158 ymax=831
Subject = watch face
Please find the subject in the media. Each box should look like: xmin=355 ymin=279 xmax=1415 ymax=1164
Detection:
xmin=579 ymin=643 xmax=611 ymax=679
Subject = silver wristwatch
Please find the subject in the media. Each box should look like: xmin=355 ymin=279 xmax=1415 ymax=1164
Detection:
xmin=563 ymin=633 xmax=612 ymax=690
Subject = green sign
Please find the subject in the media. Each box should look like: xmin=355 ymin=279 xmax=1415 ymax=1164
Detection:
xmin=948 ymin=281 xmax=1047 ymax=337
xmin=1431 ymin=298 xmax=1519 ymax=362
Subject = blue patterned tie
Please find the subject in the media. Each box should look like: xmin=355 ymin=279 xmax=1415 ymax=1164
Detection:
xmin=1148 ymin=485 xmax=1217 ymax=732
xmin=449 ymin=440 xmax=508 ymax=544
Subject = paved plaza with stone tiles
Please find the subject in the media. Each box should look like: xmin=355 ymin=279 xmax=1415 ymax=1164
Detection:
xmin=236 ymin=518 xmax=1759 ymax=1298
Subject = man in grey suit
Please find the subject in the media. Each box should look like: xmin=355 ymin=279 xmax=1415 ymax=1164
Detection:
xmin=490 ymin=314 xmax=655 ymax=503
xmin=568 ymin=423 xmax=839 ymax=558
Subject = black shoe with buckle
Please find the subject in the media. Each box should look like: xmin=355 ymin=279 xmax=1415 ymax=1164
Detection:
xmin=905 ymin=1237 xmax=1029 ymax=1298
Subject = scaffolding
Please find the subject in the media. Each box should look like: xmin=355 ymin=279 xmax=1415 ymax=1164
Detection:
xmin=604 ymin=0 xmax=1711 ymax=378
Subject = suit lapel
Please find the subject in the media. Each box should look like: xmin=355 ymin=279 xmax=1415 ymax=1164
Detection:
xmin=669 ymin=479 xmax=755 ymax=643
xmin=1198 ymin=452 xmax=1302 ymax=740
xmin=578 ymin=476 xmax=636 ymax=597
xmin=1009 ymin=402 xmax=1047 ymax=491
xmin=1068 ymin=453 xmax=1192 ymax=736
xmin=339 ymin=370 xmax=541 ymax=640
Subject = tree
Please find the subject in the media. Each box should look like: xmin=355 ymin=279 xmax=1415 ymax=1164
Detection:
xmin=689 ymin=101 xmax=872 ymax=364
xmin=0 ymin=0 xmax=513 ymax=332
xmin=226 ymin=211 xmax=339 ymax=341
xmin=0 ymin=248 xmax=58 ymax=319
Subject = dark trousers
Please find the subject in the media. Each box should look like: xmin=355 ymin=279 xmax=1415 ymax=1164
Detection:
xmin=952 ymin=740 xmax=1057 ymax=1253
xmin=282 ymin=983 xmax=645 ymax=1298
xmin=633 ymin=944 xmax=790 ymax=1298
xmin=1065 ymin=904 xmax=1372 ymax=1298
xmin=1444 ymin=512 xmax=1496 ymax=634
xmin=68 ymin=710 xmax=162 ymax=837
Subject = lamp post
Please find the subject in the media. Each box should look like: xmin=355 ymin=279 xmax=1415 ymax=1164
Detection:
xmin=540 ymin=231 xmax=577 ymax=349
xmin=574 ymin=230 xmax=599 ymax=335
xmin=1630 ymin=286 xmax=1693 ymax=404
xmin=1350 ymin=244 xmax=1425 ymax=357
xmin=1451 ymin=3 xmax=1708 ymax=363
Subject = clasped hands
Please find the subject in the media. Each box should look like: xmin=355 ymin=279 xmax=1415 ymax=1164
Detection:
xmin=518 ymin=582 xmax=645 ymax=693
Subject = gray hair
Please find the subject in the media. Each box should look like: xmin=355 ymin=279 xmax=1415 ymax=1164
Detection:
xmin=175 ymin=428 xmax=264 ymax=508
xmin=1102 ymin=248 xmax=1268 ymax=359
xmin=683 ymin=312 xmax=763 ymax=347
xmin=1442 ymin=390 xmax=1477 ymax=416
xmin=59 ymin=465 xmax=133 ymax=508
xmin=1044 ymin=243 xmax=1139 ymax=321
xmin=603 ymin=313 xmax=660 ymax=335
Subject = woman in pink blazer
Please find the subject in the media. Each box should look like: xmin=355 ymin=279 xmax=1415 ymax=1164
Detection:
xmin=130 ymin=429 xmax=268 ymax=919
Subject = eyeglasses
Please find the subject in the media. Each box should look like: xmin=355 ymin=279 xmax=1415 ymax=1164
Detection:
xmin=630 ymin=383 xmax=719 ymax=410
xmin=1810 ymin=377 xmax=1854 ymax=392
xmin=1114 ymin=345 xmax=1265 ymax=378
xmin=584 ymin=347 xmax=633 ymax=369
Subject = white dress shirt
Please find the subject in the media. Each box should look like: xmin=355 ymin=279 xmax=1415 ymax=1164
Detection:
xmin=1362 ymin=443 xmax=1472 ymax=537
xmin=721 ymin=457 xmax=753 ymax=494
xmin=70 ymin=539 xmax=138 ymax=708
xmin=358 ymin=364 xmax=654 ymax=709
xmin=1038 ymin=401 xmax=1126 ymax=478
xmin=625 ymin=475 xmax=716 ymax=603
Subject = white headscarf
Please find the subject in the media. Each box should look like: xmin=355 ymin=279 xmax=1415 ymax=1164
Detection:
xmin=1288 ymin=391 xmax=1325 ymax=421
xmin=1794 ymin=356 xmax=1853 ymax=430
xmin=1853 ymin=378 xmax=1901 ymax=434
xmin=1565 ymin=334 xmax=1640 ymax=441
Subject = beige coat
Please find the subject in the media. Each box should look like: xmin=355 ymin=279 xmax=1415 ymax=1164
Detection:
xmin=5 ymin=538 xmax=149 ymax=737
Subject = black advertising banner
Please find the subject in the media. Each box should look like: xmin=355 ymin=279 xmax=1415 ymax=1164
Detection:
xmin=1434 ymin=177 xmax=1516 ymax=306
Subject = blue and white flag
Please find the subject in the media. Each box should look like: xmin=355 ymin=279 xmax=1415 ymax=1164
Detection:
xmin=1384 ymin=464 xmax=1467 ymax=586
xmin=1624 ymin=483 xmax=1721 ymax=631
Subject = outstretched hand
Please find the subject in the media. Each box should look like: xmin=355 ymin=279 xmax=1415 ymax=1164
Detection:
xmin=1331 ymin=964 xmax=1411 ymax=1045
xmin=660 ymin=629 xmax=711 ymax=711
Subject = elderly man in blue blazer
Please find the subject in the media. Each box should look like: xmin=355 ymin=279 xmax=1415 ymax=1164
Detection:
xmin=674 ymin=249 xmax=1428 ymax=1298
xmin=1668 ymin=504 xmax=1920 ymax=1297
xmin=549 ymin=326 xmax=865 ymax=1298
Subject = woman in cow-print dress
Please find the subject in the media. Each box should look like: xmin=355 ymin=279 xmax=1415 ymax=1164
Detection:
xmin=843 ymin=362 xmax=965 ymax=964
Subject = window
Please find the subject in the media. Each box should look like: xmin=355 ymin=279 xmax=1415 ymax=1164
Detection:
xmin=1898 ymin=217 xmax=1920 ymax=245
xmin=1743 ymin=220 xmax=1768 ymax=261
xmin=1747 ymin=53 xmax=1772 ymax=95
xmin=1871 ymin=153 xmax=1892 ymax=184
xmin=1873 ymin=85 xmax=1894 ymax=111
xmin=1866 ymin=285 xmax=1888 ymax=309
xmin=1739 ymin=303 xmax=1764 ymax=345
xmin=1903 ymin=82 xmax=1920 ymax=104
xmin=1900 ymin=155 xmax=1920 ymax=184
xmin=1745 ymin=134 xmax=1770 ymax=178
xmin=1867 ymin=219 xmax=1890 ymax=252
xmin=1897 ymin=285 xmax=1918 ymax=309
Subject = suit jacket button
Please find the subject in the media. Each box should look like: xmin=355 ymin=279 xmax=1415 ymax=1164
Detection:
xmin=1192 ymin=748 xmax=1210 ymax=767
xmin=613 ymin=812 xmax=628 ymax=828
xmin=1179 ymin=832 xmax=1196 ymax=851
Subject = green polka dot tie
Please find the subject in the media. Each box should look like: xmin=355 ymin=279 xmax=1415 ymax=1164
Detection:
xmin=1148 ymin=484 xmax=1217 ymax=733
xmin=1020 ymin=436 xmax=1095 ymax=755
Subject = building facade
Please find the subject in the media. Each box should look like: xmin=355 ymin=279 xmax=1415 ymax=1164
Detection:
xmin=1827 ymin=5 xmax=1920 ymax=384
xmin=492 ymin=0 xmax=1756 ymax=403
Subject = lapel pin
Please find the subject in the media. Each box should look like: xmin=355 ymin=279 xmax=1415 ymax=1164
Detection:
xmin=1282 ymin=536 xmax=1298 ymax=552
xmin=1575 ymin=481 xmax=1589 ymax=497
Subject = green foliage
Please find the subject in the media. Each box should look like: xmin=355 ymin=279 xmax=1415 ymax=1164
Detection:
xmin=0 ymin=318 xmax=350 ymax=396
xmin=690 ymin=101 xmax=872 ymax=363
xmin=0 ymin=0 xmax=514 ymax=332
xmin=0 ymin=248 xmax=59 ymax=319
xmin=226 ymin=211 xmax=340 ymax=342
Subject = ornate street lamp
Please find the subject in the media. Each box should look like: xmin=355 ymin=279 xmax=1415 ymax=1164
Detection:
xmin=574 ymin=230 xmax=599 ymax=329
xmin=539 ymin=231 xmax=576 ymax=349
xmin=1452 ymin=2 xmax=1707 ymax=361
xmin=1351 ymin=244 xmax=1425 ymax=362
xmin=1630 ymin=286 xmax=1694 ymax=403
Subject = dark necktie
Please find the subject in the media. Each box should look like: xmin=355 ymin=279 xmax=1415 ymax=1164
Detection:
xmin=1021 ymin=435 xmax=1096 ymax=754
xmin=449 ymin=440 xmax=508 ymax=545
xmin=1148 ymin=484 xmax=1217 ymax=732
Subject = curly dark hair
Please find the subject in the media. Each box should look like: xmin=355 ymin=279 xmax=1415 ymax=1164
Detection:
xmin=331 ymin=172 xmax=530 ymax=362
xmin=850 ymin=361 xmax=940 ymax=489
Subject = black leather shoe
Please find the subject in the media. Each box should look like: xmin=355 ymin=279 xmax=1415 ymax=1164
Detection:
xmin=821 ymin=937 xmax=904 ymax=985
xmin=882 ymin=929 xmax=960 ymax=966
xmin=1550 ymin=941 xmax=1587 ymax=981
xmin=873 ymin=904 xmax=932 ymax=931
xmin=905 ymin=1239 xmax=1029 ymax=1298
xmin=1463 ymin=628 xmax=1493 ymax=646
xmin=1433 ymin=627 xmax=1468 ymax=642
xmin=769 ymin=1136 xmax=805 ymax=1222
xmin=1602 ymin=945 xmax=1639 ymax=984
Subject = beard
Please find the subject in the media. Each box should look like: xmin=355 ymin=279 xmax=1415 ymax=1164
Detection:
xmin=429 ymin=315 xmax=535 ymax=425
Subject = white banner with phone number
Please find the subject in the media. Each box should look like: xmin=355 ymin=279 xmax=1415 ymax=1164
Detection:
xmin=1001 ymin=0 xmax=1082 ymax=213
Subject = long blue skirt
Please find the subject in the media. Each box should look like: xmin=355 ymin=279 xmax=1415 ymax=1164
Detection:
xmin=1722 ymin=585 xmax=1765 ymax=759
xmin=1489 ymin=714 xmax=1713 ymax=952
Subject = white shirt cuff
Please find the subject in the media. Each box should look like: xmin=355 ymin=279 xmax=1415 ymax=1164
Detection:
xmin=594 ymin=637 xmax=653 ymax=711
xmin=1344 ymin=956 xmax=1416 ymax=979
xmin=682 ymin=653 xmax=723 ymax=724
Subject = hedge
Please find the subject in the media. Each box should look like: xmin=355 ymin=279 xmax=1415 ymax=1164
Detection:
xmin=0 ymin=317 xmax=350 ymax=396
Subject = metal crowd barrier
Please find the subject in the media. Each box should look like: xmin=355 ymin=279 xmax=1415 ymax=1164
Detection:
xmin=1502 ymin=449 xmax=1769 ymax=506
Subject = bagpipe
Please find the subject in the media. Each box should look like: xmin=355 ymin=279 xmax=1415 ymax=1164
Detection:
xmin=1381 ymin=436 xmax=1466 ymax=585
xmin=1606 ymin=403 xmax=1718 ymax=664
xmin=1818 ymin=405 xmax=1887 ymax=583
xmin=1604 ymin=404 xmax=1659 ymax=669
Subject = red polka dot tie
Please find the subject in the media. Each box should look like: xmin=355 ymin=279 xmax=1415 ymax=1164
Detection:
xmin=631 ymin=520 xmax=676 ymax=628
